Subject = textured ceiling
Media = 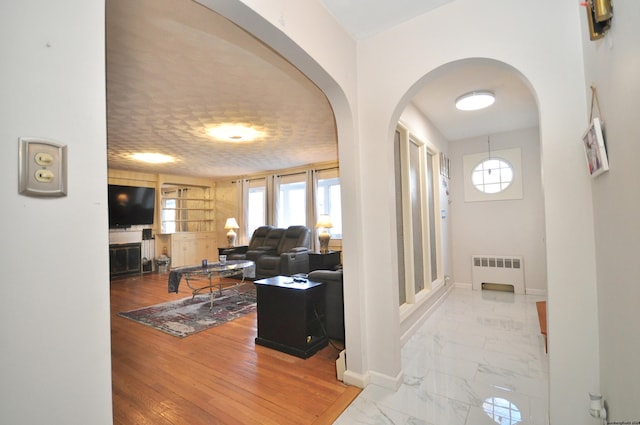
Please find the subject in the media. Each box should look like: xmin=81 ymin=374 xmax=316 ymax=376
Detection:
xmin=106 ymin=0 xmax=337 ymax=179
xmin=107 ymin=0 xmax=539 ymax=180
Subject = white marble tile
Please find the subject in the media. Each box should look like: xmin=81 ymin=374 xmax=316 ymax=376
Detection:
xmin=465 ymin=391 xmax=548 ymax=425
xmin=335 ymin=288 xmax=548 ymax=425
xmin=473 ymin=364 xmax=548 ymax=399
xmin=419 ymin=370 xmax=484 ymax=406
xmin=440 ymin=342 xmax=533 ymax=377
xmin=466 ymin=381 xmax=534 ymax=417
xmin=355 ymin=384 xmax=470 ymax=425
xmin=333 ymin=396 xmax=433 ymax=425
xmin=404 ymin=351 xmax=480 ymax=382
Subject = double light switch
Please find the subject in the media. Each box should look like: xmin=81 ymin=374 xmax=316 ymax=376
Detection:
xmin=19 ymin=137 xmax=67 ymax=197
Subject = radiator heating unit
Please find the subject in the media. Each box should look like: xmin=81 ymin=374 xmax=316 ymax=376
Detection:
xmin=472 ymin=255 xmax=525 ymax=294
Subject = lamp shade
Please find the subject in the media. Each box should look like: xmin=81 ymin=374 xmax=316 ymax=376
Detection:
xmin=224 ymin=217 xmax=239 ymax=229
xmin=316 ymin=214 xmax=333 ymax=228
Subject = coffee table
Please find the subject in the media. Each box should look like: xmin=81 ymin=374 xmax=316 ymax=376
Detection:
xmin=168 ymin=259 xmax=255 ymax=309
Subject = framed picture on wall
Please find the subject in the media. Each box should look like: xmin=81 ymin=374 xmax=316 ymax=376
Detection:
xmin=582 ymin=117 xmax=609 ymax=177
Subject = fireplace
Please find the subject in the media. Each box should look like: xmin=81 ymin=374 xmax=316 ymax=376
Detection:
xmin=109 ymin=242 xmax=141 ymax=278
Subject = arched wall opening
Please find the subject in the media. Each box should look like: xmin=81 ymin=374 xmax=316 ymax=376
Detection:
xmin=192 ymin=0 xmax=370 ymax=384
xmin=353 ymin=1 xmax=601 ymax=415
xmin=185 ymin=3 xmax=601 ymax=422
xmin=392 ymin=57 xmax=548 ymax=306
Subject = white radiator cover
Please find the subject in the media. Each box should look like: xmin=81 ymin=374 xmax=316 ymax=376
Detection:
xmin=471 ymin=255 xmax=525 ymax=294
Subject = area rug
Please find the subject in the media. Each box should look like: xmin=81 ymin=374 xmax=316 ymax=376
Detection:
xmin=118 ymin=285 xmax=256 ymax=338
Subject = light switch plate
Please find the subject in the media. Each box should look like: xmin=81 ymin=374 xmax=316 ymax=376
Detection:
xmin=19 ymin=137 xmax=67 ymax=197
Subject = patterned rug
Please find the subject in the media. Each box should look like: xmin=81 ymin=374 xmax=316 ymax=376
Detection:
xmin=118 ymin=284 xmax=256 ymax=338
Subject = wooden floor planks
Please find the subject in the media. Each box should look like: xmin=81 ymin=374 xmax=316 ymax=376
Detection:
xmin=111 ymin=272 xmax=358 ymax=425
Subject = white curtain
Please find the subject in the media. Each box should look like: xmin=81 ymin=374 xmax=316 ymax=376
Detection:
xmin=237 ymin=179 xmax=249 ymax=244
xmin=307 ymin=170 xmax=319 ymax=252
xmin=267 ymin=175 xmax=278 ymax=226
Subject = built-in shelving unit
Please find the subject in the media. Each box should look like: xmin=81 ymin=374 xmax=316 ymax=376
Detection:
xmin=160 ymin=183 xmax=214 ymax=233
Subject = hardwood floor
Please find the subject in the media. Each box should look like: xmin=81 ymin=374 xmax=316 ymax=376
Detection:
xmin=110 ymin=272 xmax=359 ymax=425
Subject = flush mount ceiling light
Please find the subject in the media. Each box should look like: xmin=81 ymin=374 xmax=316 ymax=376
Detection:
xmin=130 ymin=152 xmax=175 ymax=164
xmin=206 ymin=124 xmax=265 ymax=142
xmin=455 ymin=91 xmax=495 ymax=111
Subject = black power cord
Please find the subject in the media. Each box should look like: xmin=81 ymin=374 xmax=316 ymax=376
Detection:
xmin=311 ymin=301 xmax=344 ymax=352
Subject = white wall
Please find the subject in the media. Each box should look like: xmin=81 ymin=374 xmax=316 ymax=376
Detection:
xmin=2 ymin=0 xmax=628 ymax=423
xmin=400 ymin=103 xmax=453 ymax=282
xmin=0 ymin=1 xmax=113 ymax=424
xmin=357 ymin=0 xmax=599 ymax=422
xmin=580 ymin=1 xmax=640 ymax=418
xmin=449 ymin=127 xmax=548 ymax=294
xmin=207 ymin=1 xmax=604 ymax=421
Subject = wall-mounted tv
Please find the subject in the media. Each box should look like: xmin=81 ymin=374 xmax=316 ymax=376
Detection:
xmin=108 ymin=184 xmax=155 ymax=228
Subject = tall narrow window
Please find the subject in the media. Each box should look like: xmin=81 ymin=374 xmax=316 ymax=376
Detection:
xmin=247 ymin=183 xmax=266 ymax=237
xmin=409 ymin=138 xmax=425 ymax=294
xmin=394 ymin=129 xmax=407 ymax=305
xmin=395 ymin=124 xmax=442 ymax=307
xmin=162 ymin=199 xmax=177 ymax=234
xmin=316 ymin=169 xmax=342 ymax=239
xmin=427 ymin=152 xmax=438 ymax=282
xmin=277 ymin=174 xmax=306 ymax=228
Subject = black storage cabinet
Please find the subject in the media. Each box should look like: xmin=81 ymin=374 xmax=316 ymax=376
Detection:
xmin=254 ymin=276 xmax=327 ymax=359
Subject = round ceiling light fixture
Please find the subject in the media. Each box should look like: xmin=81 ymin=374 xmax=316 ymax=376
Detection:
xmin=455 ymin=91 xmax=495 ymax=111
xmin=206 ymin=124 xmax=265 ymax=142
xmin=130 ymin=152 xmax=175 ymax=164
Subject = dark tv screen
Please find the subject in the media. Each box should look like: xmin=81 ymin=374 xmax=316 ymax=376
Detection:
xmin=108 ymin=185 xmax=155 ymax=228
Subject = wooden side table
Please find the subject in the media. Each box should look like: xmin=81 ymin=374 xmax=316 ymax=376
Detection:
xmin=254 ymin=276 xmax=327 ymax=359
xmin=308 ymin=250 xmax=341 ymax=272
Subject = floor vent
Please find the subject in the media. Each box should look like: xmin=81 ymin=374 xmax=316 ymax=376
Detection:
xmin=472 ymin=255 xmax=525 ymax=294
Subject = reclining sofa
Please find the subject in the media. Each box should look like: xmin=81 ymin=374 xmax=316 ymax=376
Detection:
xmin=226 ymin=225 xmax=311 ymax=279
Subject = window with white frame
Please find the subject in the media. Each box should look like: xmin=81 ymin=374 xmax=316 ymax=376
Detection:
xmin=316 ymin=169 xmax=342 ymax=239
xmin=463 ymin=148 xmax=523 ymax=202
xmin=247 ymin=182 xmax=266 ymax=238
xmin=161 ymin=199 xmax=177 ymax=234
xmin=394 ymin=129 xmax=407 ymax=305
xmin=240 ymin=168 xmax=342 ymax=245
xmin=395 ymin=124 xmax=442 ymax=306
xmin=277 ymin=174 xmax=306 ymax=228
xmin=471 ymin=158 xmax=514 ymax=194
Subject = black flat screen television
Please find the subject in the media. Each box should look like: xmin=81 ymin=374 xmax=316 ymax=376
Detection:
xmin=108 ymin=184 xmax=155 ymax=228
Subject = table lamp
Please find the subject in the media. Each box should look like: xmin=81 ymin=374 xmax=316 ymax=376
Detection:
xmin=224 ymin=217 xmax=240 ymax=247
xmin=316 ymin=214 xmax=333 ymax=254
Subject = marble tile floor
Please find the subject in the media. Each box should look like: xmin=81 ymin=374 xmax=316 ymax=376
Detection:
xmin=334 ymin=287 xmax=548 ymax=425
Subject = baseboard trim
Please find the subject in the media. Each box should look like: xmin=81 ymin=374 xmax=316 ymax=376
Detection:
xmin=526 ymin=288 xmax=547 ymax=296
xmin=369 ymin=369 xmax=403 ymax=391
xmin=342 ymin=369 xmax=370 ymax=389
xmin=400 ymin=283 xmax=453 ymax=346
xmin=454 ymin=282 xmax=472 ymax=290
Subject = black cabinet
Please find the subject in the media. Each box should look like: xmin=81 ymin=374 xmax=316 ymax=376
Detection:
xmin=254 ymin=276 xmax=327 ymax=358
xmin=218 ymin=245 xmax=248 ymax=256
xmin=308 ymin=251 xmax=341 ymax=271
xmin=109 ymin=243 xmax=141 ymax=278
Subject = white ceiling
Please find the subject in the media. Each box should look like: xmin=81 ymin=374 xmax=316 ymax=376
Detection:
xmin=411 ymin=59 xmax=538 ymax=141
xmin=320 ymin=0 xmax=455 ymax=39
xmin=106 ymin=0 xmax=538 ymax=179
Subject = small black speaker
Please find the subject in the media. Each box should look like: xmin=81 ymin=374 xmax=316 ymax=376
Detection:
xmin=142 ymin=228 xmax=152 ymax=240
